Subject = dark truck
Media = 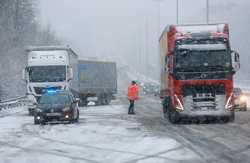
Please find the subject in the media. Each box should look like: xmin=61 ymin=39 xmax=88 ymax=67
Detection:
xmin=76 ymin=60 xmax=117 ymax=106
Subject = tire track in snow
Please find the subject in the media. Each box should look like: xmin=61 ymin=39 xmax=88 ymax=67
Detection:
xmin=20 ymin=122 xmax=176 ymax=161
xmin=136 ymin=96 xmax=250 ymax=163
xmin=0 ymin=140 xmax=100 ymax=163
xmin=124 ymin=146 xmax=189 ymax=163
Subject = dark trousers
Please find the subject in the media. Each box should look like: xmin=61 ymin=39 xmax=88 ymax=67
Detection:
xmin=128 ymin=100 xmax=135 ymax=114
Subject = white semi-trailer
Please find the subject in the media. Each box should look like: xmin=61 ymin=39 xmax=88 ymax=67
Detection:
xmin=23 ymin=46 xmax=78 ymax=115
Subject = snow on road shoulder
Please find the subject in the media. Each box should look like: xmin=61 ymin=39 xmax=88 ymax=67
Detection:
xmin=0 ymin=104 xmax=201 ymax=163
xmin=0 ymin=106 xmax=27 ymax=117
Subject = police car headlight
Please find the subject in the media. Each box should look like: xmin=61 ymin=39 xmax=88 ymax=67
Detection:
xmin=63 ymin=107 xmax=70 ymax=112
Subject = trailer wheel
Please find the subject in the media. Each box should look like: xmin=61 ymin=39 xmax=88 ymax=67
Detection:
xmin=79 ymin=98 xmax=87 ymax=107
xmin=106 ymin=96 xmax=111 ymax=105
xmin=106 ymin=98 xmax=111 ymax=105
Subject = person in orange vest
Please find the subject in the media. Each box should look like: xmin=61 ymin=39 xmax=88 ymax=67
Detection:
xmin=127 ymin=81 xmax=139 ymax=114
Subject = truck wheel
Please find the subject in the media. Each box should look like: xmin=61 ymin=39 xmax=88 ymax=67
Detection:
xmin=162 ymin=97 xmax=170 ymax=119
xmin=101 ymin=98 xmax=106 ymax=105
xmin=100 ymin=97 xmax=108 ymax=105
xmin=169 ymin=110 xmax=180 ymax=124
xmin=163 ymin=110 xmax=168 ymax=119
xmin=106 ymin=99 xmax=111 ymax=105
xmin=168 ymin=105 xmax=180 ymax=124
xmin=162 ymin=105 xmax=168 ymax=118
xmin=105 ymin=98 xmax=110 ymax=105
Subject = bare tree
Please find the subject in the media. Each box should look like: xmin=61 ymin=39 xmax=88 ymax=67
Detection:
xmin=0 ymin=0 xmax=61 ymax=99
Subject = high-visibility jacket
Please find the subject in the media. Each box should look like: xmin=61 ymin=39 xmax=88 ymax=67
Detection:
xmin=127 ymin=84 xmax=139 ymax=100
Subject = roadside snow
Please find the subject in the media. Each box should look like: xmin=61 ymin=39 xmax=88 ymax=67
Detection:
xmin=0 ymin=104 xmax=200 ymax=163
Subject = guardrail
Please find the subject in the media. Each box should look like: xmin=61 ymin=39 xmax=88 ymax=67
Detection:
xmin=0 ymin=96 xmax=27 ymax=111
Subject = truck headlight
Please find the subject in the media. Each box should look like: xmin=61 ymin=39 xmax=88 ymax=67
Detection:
xmin=240 ymin=95 xmax=247 ymax=102
xmin=175 ymin=95 xmax=184 ymax=111
xmin=63 ymin=107 xmax=70 ymax=112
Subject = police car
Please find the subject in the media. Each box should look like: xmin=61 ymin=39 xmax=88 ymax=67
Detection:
xmin=34 ymin=90 xmax=79 ymax=124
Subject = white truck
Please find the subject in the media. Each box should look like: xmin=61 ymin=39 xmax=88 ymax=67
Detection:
xmin=23 ymin=46 xmax=78 ymax=115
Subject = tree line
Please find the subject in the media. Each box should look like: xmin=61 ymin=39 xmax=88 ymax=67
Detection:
xmin=0 ymin=0 xmax=60 ymax=100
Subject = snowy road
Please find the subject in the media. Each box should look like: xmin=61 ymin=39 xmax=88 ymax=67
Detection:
xmin=1 ymin=96 xmax=250 ymax=163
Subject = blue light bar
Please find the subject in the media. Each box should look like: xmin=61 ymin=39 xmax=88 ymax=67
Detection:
xmin=47 ymin=89 xmax=57 ymax=94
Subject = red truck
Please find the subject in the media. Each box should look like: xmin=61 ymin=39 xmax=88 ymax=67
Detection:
xmin=159 ymin=24 xmax=240 ymax=123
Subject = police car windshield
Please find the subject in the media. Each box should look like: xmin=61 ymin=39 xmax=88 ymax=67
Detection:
xmin=39 ymin=94 xmax=71 ymax=105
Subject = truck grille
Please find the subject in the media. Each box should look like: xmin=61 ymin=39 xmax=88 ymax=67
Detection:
xmin=183 ymin=84 xmax=225 ymax=97
xmin=178 ymin=72 xmax=229 ymax=80
xmin=183 ymin=84 xmax=225 ymax=111
xmin=34 ymin=86 xmax=62 ymax=95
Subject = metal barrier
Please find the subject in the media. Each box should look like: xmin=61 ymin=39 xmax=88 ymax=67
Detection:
xmin=0 ymin=96 xmax=27 ymax=111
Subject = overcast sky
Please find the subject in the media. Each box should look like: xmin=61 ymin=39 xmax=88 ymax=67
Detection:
xmin=38 ymin=0 xmax=250 ymax=80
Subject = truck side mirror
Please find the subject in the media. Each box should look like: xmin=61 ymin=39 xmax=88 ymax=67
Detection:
xmin=68 ymin=67 xmax=73 ymax=81
xmin=231 ymin=51 xmax=240 ymax=73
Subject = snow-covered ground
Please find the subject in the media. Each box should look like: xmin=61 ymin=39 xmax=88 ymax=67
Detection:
xmin=0 ymin=100 xmax=199 ymax=163
xmin=1 ymin=95 xmax=250 ymax=163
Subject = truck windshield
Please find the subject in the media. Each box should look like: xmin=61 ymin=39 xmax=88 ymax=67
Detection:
xmin=175 ymin=44 xmax=231 ymax=72
xmin=28 ymin=66 xmax=66 ymax=82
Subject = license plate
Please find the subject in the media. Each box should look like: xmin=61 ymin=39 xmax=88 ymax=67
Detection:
xmin=201 ymin=107 xmax=208 ymax=111
xmin=46 ymin=113 xmax=61 ymax=116
xmin=87 ymin=97 xmax=98 ymax=101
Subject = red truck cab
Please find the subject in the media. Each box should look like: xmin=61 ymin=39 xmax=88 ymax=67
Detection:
xmin=159 ymin=24 xmax=240 ymax=123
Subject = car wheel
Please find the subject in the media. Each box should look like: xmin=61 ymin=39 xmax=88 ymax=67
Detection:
xmin=34 ymin=119 xmax=40 ymax=125
xmin=75 ymin=110 xmax=79 ymax=123
xmin=41 ymin=121 xmax=46 ymax=125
